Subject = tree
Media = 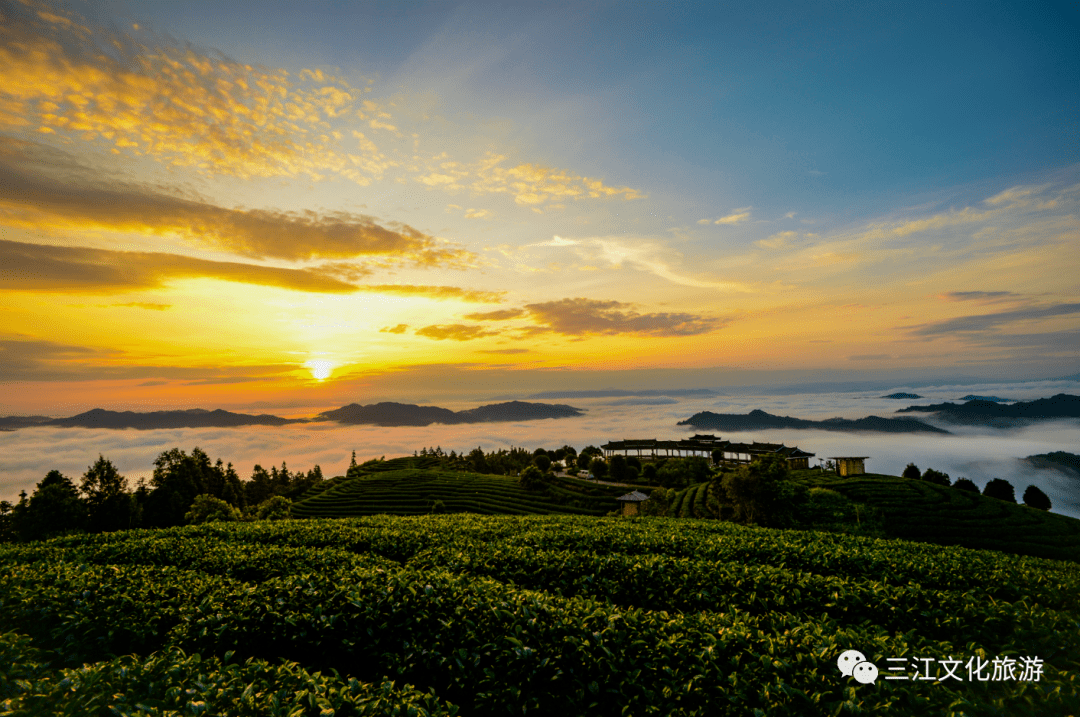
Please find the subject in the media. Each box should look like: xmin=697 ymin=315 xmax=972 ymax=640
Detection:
xmin=902 ymin=463 xmax=921 ymax=480
xmin=983 ymin=478 xmax=1016 ymax=503
xmin=1023 ymin=485 xmax=1051 ymax=511
xmin=589 ymin=457 xmax=608 ymax=480
xmin=576 ymin=453 xmax=593 ymax=471
xmin=185 ymin=494 xmax=241 ymax=524
xmin=609 ymin=455 xmax=628 ymax=482
xmin=953 ymin=477 xmax=979 ymax=493
xmin=721 ymin=454 xmax=793 ymax=527
xmin=640 ymin=487 xmax=669 ymax=516
xmin=245 ymin=465 xmax=274 ymax=507
xmin=80 ymin=455 xmax=135 ymax=533
xmin=641 ymin=463 xmax=658 ymax=483
xmin=711 ymin=448 xmax=724 ymax=466
xmin=534 ymin=454 xmax=552 ymax=472
xmin=921 ymin=468 xmax=951 ymax=487
xmin=255 ymin=495 xmax=292 ymax=520
xmin=19 ymin=470 xmax=87 ymax=541
xmin=519 ymin=465 xmax=545 ymax=491
xmin=626 ymin=455 xmax=642 ymax=472
xmin=468 ymin=447 xmax=489 ymax=474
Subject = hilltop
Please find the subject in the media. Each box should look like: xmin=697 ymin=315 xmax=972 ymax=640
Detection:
xmin=42 ymin=408 xmax=303 ymax=430
xmin=314 ymin=400 xmax=583 ymax=426
xmin=896 ymin=393 xmax=1080 ymax=426
xmin=677 ymin=408 xmax=949 ymax=433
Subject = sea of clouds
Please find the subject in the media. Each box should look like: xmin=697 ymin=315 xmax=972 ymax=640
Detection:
xmin=3 ymin=378 xmax=1078 ymax=518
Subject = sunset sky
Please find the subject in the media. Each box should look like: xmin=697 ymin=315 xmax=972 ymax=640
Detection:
xmin=2 ymin=0 xmax=1078 ymax=416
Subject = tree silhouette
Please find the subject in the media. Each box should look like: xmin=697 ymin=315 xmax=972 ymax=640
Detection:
xmin=1022 ymin=485 xmax=1051 ymax=511
xmin=19 ymin=470 xmax=86 ymax=541
xmin=983 ymin=478 xmax=1016 ymax=503
xmin=921 ymin=468 xmax=951 ymax=487
xmin=953 ymin=477 xmax=979 ymax=493
xmin=80 ymin=455 xmax=135 ymax=533
xmin=902 ymin=463 xmax=921 ymax=480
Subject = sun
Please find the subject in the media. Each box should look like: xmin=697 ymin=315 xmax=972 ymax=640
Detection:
xmin=305 ymin=360 xmax=333 ymax=381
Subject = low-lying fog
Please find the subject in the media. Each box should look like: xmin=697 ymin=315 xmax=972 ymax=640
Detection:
xmin=3 ymin=379 xmax=1078 ymax=519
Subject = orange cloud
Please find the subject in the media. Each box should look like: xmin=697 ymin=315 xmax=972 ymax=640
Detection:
xmin=380 ymin=324 xmax=409 ymax=334
xmin=415 ymin=324 xmax=502 ymax=341
xmin=0 ymin=138 xmax=471 ymax=266
xmin=462 ymin=308 xmax=526 ymax=320
xmin=353 ymin=285 xmax=505 ymax=303
xmin=0 ymin=239 xmax=361 ymax=294
xmin=523 ymin=298 xmax=722 ymax=337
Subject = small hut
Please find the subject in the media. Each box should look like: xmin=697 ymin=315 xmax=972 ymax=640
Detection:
xmin=829 ymin=457 xmax=869 ymax=476
xmin=615 ymin=490 xmax=650 ymax=516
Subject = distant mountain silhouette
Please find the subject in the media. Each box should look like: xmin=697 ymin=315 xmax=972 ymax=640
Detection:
xmin=44 ymin=408 xmax=304 ymax=430
xmin=958 ymin=395 xmax=1013 ymax=402
xmin=677 ymin=408 xmax=949 ymax=434
xmin=0 ymin=415 xmax=53 ymax=430
xmin=528 ymin=388 xmax=717 ymax=399
xmin=317 ymin=400 xmax=583 ymax=426
xmin=896 ymin=394 xmax=1080 ymax=426
xmin=881 ymin=392 xmax=922 ymax=399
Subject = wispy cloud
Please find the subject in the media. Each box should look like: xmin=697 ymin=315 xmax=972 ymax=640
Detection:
xmin=379 ymin=324 xmax=409 ymax=334
xmin=352 ymin=285 xmax=505 ymax=303
xmin=906 ymin=302 xmax=1080 ymax=337
xmin=523 ymin=298 xmax=722 ymax=337
xmin=462 ymin=308 xmax=526 ymax=320
xmin=0 ymin=239 xmax=360 ymax=294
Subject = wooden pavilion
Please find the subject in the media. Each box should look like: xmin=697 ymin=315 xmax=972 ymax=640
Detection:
xmin=601 ymin=434 xmax=815 ymax=469
xmin=829 ymin=456 xmax=869 ymax=476
xmin=615 ymin=490 xmax=650 ymax=516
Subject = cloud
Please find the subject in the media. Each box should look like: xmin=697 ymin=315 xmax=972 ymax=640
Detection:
xmin=478 ymin=348 xmax=530 ymax=354
xmin=0 ymin=139 xmax=471 ymax=266
xmin=0 ymin=1 xmax=398 ymax=184
xmin=380 ymin=324 xmax=409 ymax=334
xmin=0 ymin=239 xmax=365 ymax=294
xmin=755 ymin=231 xmax=799 ymax=249
xmin=906 ymin=302 xmax=1080 ymax=337
xmin=523 ymin=298 xmax=722 ymax=337
xmin=464 ymin=208 xmax=490 ymax=219
xmin=529 ymin=234 xmax=750 ymax=290
xmin=351 ymin=285 xmax=505 ymax=303
xmin=936 ymin=291 xmax=1019 ymax=302
xmin=463 ymin=152 xmax=644 ymax=208
xmin=110 ymin=302 xmax=170 ymax=311
xmin=714 ymin=208 xmax=752 ymax=225
xmin=415 ymin=324 xmax=502 ymax=341
xmin=0 ymin=333 xmax=295 ymax=382
xmin=462 ymin=308 xmax=525 ymax=320
xmin=847 ymin=354 xmax=892 ymax=361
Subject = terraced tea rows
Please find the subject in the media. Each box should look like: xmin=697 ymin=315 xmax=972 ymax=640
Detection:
xmin=792 ymin=471 xmax=1080 ymax=562
xmin=1 ymin=515 xmax=1077 ymax=716
xmin=292 ymin=468 xmax=624 ymax=518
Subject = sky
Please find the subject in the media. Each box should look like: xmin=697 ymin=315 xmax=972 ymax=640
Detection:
xmin=1 ymin=0 xmax=1078 ymax=416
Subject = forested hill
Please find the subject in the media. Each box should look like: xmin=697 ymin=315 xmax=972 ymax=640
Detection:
xmin=43 ymin=408 xmax=303 ymax=430
xmin=315 ymin=400 xmax=583 ymax=426
xmin=677 ymin=409 xmax=948 ymax=434
xmin=896 ymin=394 xmax=1080 ymax=425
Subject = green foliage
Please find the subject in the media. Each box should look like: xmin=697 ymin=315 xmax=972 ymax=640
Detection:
xmin=902 ymin=462 xmax=921 ymax=479
xmin=920 ymin=467 xmax=951 ymax=486
xmin=984 ymin=477 xmax=1017 ymax=503
xmin=0 ymin=515 xmax=1077 ymax=716
xmin=255 ymin=495 xmax=292 ymax=520
xmin=533 ymin=454 xmax=552 ymax=472
xmin=608 ymin=454 xmax=628 ymax=481
xmin=641 ymin=462 xmax=658 ymax=482
xmin=1023 ymin=485 xmax=1051 ymax=511
xmin=588 ymin=457 xmax=608 ymax=480
xmin=185 ymin=494 xmax=242 ymax=524
xmin=519 ymin=465 xmax=546 ymax=492
xmin=953 ymin=477 xmax=980 ymax=493
xmin=721 ymin=454 xmax=795 ymax=527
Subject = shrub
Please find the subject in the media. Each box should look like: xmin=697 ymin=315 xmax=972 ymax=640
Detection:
xmin=533 ymin=454 xmax=552 ymax=472
xmin=641 ymin=463 xmax=658 ymax=482
xmin=953 ymin=478 xmax=979 ymax=493
xmin=255 ymin=495 xmax=292 ymax=520
xmin=902 ymin=463 xmax=921 ymax=480
xmin=983 ymin=478 xmax=1016 ymax=503
xmin=1022 ymin=485 xmax=1051 ymax=511
xmin=519 ymin=465 xmax=545 ymax=491
xmin=185 ymin=494 xmax=241 ymax=524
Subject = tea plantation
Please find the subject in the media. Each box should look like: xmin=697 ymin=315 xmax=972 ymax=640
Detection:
xmin=789 ymin=471 xmax=1080 ymax=563
xmin=1 ymin=515 xmax=1078 ymax=716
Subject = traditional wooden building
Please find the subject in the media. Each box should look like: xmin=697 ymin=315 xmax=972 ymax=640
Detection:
xmin=615 ymin=490 xmax=650 ymax=516
xmin=829 ymin=456 xmax=869 ymax=476
xmin=601 ymin=434 xmax=814 ymax=469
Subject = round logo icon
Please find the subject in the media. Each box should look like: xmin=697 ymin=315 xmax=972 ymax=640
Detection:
xmin=837 ymin=649 xmax=866 ymax=677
